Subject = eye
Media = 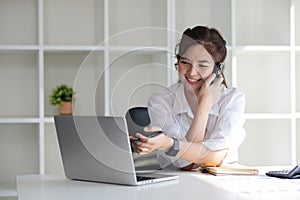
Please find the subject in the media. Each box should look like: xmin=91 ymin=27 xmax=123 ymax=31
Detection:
xmin=180 ymin=60 xmax=191 ymax=65
xmin=198 ymin=64 xmax=209 ymax=68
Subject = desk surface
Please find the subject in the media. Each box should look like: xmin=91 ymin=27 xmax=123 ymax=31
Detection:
xmin=17 ymin=170 xmax=300 ymax=200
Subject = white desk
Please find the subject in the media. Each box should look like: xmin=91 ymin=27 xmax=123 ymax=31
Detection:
xmin=16 ymin=170 xmax=300 ymax=200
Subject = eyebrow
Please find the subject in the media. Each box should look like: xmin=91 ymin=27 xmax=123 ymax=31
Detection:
xmin=180 ymin=56 xmax=210 ymax=64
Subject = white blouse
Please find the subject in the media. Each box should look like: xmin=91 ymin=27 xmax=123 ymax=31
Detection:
xmin=147 ymin=82 xmax=246 ymax=168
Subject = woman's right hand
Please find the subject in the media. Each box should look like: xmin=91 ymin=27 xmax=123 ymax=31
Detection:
xmin=130 ymin=126 xmax=173 ymax=155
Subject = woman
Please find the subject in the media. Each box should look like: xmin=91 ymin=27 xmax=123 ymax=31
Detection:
xmin=131 ymin=26 xmax=246 ymax=170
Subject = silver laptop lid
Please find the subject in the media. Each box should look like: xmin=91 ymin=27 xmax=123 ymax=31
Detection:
xmin=54 ymin=115 xmax=138 ymax=185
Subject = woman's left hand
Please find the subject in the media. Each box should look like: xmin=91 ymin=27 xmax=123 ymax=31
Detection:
xmin=198 ymin=73 xmax=224 ymax=107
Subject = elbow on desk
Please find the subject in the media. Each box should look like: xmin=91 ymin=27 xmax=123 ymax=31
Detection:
xmin=179 ymin=142 xmax=228 ymax=170
xmin=196 ymin=147 xmax=228 ymax=167
xmin=180 ymin=148 xmax=227 ymax=171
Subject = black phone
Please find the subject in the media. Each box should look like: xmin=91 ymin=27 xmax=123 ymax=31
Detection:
xmin=266 ymin=165 xmax=300 ymax=179
xmin=211 ymin=62 xmax=223 ymax=84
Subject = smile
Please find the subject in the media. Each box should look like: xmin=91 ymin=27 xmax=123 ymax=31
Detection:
xmin=186 ymin=77 xmax=201 ymax=85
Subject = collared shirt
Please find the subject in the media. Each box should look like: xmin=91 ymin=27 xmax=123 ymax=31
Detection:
xmin=147 ymin=82 xmax=246 ymax=168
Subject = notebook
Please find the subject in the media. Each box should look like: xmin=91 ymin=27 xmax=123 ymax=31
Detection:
xmin=200 ymin=165 xmax=258 ymax=176
xmin=54 ymin=115 xmax=178 ymax=186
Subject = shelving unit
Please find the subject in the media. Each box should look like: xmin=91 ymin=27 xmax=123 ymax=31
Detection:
xmin=233 ymin=0 xmax=299 ymax=167
xmin=0 ymin=0 xmax=299 ymax=198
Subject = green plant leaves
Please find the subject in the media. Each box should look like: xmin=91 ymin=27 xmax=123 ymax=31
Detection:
xmin=50 ymin=84 xmax=75 ymax=106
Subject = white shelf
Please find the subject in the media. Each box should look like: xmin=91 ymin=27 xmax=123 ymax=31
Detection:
xmin=0 ymin=181 xmax=17 ymax=197
xmin=44 ymin=45 xmax=104 ymax=52
xmin=236 ymin=45 xmax=294 ymax=51
xmin=0 ymin=45 xmax=39 ymax=51
xmin=43 ymin=117 xmax=54 ymax=123
xmin=245 ymin=113 xmax=299 ymax=120
xmin=0 ymin=118 xmax=40 ymax=124
xmin=1 ymin=114 xmax=299 ymax=124
xmin=0 ymin=118 xmax=55 ymax=124
xmin=108 ymin=46 xmax=169 ymax=53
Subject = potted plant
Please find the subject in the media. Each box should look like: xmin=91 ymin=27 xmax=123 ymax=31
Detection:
xmin=50 ymin=84 xmax=75 ymax=115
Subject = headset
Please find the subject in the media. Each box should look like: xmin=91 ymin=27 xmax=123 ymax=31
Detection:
xmin=211 ymin=62 xmax=223 ymax=84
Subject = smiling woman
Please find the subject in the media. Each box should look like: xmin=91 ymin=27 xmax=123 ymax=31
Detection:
xmin=130 ymin=25 xmax=246 ymax=170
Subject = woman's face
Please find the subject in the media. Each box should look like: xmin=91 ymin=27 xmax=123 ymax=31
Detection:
xmin=177 ymin=44 xmax=215 ymax=94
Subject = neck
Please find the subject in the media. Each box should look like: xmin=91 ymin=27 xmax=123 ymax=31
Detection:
xmin=184 ymin=87 xmax=199 ymax=116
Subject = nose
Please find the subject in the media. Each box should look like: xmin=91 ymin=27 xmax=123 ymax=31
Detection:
xmin=188 ymin=64 xmax=200 ymax=76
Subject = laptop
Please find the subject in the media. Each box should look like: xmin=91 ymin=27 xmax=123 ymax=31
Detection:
xmin=54 ymin=115 xmax=179 ymax=186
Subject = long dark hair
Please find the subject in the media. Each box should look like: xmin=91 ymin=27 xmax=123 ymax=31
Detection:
xmin=175 ymin=26 xmax=228 ymax=87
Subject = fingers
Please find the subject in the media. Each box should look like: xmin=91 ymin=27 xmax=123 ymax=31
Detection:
xmin=129 ymin=135 xmax=138 ymax=140
xmin=132 ymin=126 xmax=164 ymax=154
xmin=143 ymin=126 xmax=161 ymax=132
xmin=133 ymin=132 xmax=159 ymax=154
xmin=131 ymin=134 xmax=148 ymax=154
xmin=220 ymin=83 xmax=225 ymax=90
xmin=134 ymin=137 xmax=154 ymax=154
xmin=205 ymin=73 xmax=224 ymax=86
xmin=136 ymin=141 xmax=153 ymax=150
xmin=136 ymin=147 xmax=151 ymax=154
xmin=134 ymin=133 xmax=149 ymax=142
xmin=205 ymin=73 xmax=216 ymax=86
xmin=215 ymin=75 xmax=224 ymax=86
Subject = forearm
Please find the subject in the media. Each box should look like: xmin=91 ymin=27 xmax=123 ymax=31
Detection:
xmin=177 ymin=141 xmax=227 ymax=167
xmin=134 ymin=132 xmax=226 ymax=166
xmin=185 ymin=101 xmax=210 ymax=143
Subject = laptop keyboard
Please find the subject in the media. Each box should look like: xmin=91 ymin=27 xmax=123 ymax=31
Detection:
xmin=136 ymin=176 xmax=155 ymax=181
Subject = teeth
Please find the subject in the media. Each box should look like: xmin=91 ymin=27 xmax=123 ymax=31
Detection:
xmin=187 ymin=77 xmax=199 ymax=82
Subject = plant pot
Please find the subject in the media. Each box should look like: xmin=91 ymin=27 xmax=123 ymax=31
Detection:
xmin=58 ymin=101 xmax=73 ymax=115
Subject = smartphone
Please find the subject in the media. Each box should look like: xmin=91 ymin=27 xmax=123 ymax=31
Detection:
xmin=211 ymin=62 xmax=223 ymax=84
